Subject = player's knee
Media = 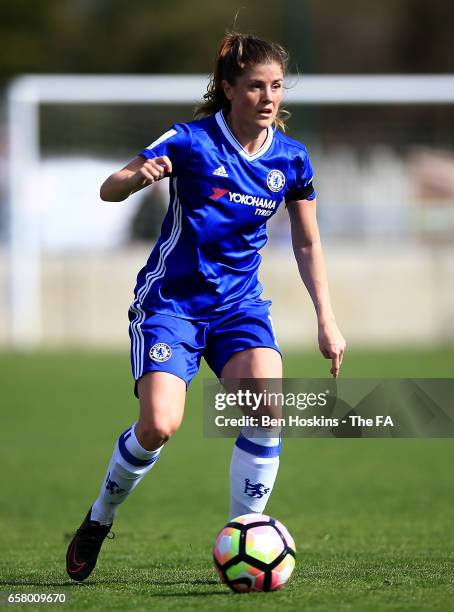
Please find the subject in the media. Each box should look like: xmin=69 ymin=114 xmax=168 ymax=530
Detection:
xmin=136 ymin=416 xmax=180 ymax=449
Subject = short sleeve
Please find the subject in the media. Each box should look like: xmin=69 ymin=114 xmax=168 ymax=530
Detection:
xmin=285 ymin=148 xmax=316 ymax=203
xmin=138 ymin=123 xmax=192 ymax=176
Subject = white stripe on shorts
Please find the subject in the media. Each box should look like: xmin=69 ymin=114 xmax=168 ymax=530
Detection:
xmin=268 ymin=314 xmax=280 ymax=348
xmin=130 ymin=302 xmax=146 ymax=380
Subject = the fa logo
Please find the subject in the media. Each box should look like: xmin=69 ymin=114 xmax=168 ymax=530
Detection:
xmin=244 ymin=478 xmax=271 ymax=499
xmin=149 ymin=342 xmax=172 ymax=362
xmin=266 ymin=169 xmax=286 ymax=192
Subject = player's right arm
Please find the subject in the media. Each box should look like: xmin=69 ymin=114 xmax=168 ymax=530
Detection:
xmin=100 ymin=155 xmax=172 ymax=202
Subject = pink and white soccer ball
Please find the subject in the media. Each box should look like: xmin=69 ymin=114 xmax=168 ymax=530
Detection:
xmin=213 ymin=513 xmax=296 ymax=593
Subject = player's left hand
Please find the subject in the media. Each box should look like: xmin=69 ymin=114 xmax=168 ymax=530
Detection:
xmin=317 ymin=320 xmax=346 ymax=378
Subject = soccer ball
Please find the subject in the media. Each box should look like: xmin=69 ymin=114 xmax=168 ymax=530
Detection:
xmin=213 ymin=513 xmax=296 ymax=593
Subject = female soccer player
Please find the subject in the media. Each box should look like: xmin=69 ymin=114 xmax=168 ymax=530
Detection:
xmin=66 ymin=32 xmax=346 ymax=581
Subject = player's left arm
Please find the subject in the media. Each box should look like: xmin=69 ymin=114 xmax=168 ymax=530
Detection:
xmin=287 ymin=197 xmax=346 ymax=377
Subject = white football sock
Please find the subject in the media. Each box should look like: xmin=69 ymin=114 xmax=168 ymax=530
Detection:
xmin=90 ymin=423 xmax=163 ymax=525
xmin=229 ymin=426 xmax=281 ymax=520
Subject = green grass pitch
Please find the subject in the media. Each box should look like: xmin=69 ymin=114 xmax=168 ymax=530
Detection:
xmin=1 ymin=347 xmax=454 ymax=611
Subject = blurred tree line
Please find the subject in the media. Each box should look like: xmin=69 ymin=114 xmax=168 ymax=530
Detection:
xmin=1 ymin=0 xmax=452 ymax=243
xmin=1 ymin=0 xmax=453 ymax=83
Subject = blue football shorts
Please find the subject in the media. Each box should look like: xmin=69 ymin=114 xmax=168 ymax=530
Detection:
xmin=128 ymin=300 xmax=281 ymax=396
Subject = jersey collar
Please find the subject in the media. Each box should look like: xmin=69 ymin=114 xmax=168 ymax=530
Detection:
xmin=215 ymin=111 xmax=274 ymax=161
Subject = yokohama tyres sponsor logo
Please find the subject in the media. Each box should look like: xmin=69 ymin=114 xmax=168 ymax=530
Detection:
xmin=229 ymin=192 xmax=277 ymax=209
xmin=210 ymin=187 xmax=229 ymax=200
xmin=210 ymin=187 xmax=276 ymax=210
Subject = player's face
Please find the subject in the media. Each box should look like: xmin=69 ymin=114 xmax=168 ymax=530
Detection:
xmin=223 ymin=62 xmax=284 ymax=133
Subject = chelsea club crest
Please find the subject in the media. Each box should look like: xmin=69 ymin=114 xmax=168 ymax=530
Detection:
xmin=149 ymin=342 xmax=172 ymax=362
xmin=266 ymin=169 xmax=286 ymax=192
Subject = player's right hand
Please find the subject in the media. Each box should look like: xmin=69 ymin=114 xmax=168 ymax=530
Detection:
xmin=318 ymin=320 xmax=346 ymax=378
xmin=133 ymin=156 xmax=173 ymax=189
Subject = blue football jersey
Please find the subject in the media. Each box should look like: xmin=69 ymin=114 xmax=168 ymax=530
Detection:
xmin=134 ymin=111 xmax=316 ymax=319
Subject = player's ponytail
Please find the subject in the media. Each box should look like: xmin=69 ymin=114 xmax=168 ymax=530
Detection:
xmin=195 ymin=32 xmax=289 ymax=131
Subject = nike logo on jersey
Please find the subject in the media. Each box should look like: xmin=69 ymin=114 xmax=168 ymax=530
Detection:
xmin=213 ymin=165 xmax=229 ymax=177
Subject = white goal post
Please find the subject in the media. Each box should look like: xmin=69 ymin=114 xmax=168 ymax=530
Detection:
xmin=7 ymin=74 xmax=454 ymax=347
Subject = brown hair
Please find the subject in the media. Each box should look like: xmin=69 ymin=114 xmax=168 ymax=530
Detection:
xmin=195 ymin=31 xmax=289 ymax=131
